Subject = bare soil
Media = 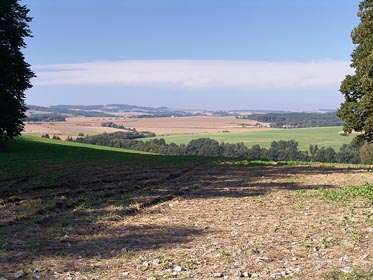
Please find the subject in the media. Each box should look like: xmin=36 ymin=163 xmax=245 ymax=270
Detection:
xmin=0 ymin=162 xmax=372 ymax=279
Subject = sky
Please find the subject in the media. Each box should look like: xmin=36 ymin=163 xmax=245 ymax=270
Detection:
xmin=22 ymin=0 xmax=360 ymax=111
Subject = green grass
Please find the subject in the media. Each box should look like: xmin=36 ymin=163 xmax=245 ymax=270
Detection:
xmin=322 ymin=268 xmax=373 ymax=280
xmin=0 ymin=135 xmax=202 ymax=179
xmin=151 ymin=126 xmax=353 ymax=150
xmin=320 ymin=184 xmax=373 ymax=204
xmin=25 ymin=135 xmax=153 ymax=154
xmin=285 ymin=183 xmax=373 ymax=206
xmin=0 ymin=134 xmax=365 ymax=181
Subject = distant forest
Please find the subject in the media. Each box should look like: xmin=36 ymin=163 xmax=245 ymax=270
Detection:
xmin=239 ymin=112 xmax=343 ymax=128
xmin=27 ymin=105 xmax=116 ymax=118
xmin=67 ymin=131 xmax=365 ymax=164
xmin=25 ymin=114 xmax=66 ymax=122
xmin=67 ymin=131 xmax=156 ymax=142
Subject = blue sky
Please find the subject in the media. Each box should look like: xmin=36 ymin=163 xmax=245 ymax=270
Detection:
xmin=22 ymin=0 xmax=360 ymax=110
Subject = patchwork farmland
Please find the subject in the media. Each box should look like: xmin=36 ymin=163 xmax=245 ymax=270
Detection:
xmin=24 ymin=116 xmax=353 ymax=150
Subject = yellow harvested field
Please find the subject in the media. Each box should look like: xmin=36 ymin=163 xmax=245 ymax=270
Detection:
xmin=24 ymin=116 xmax=272 ymax=138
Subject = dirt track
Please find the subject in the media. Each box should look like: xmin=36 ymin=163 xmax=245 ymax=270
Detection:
xmin=0 ymin=162 xmax=372 ymax=279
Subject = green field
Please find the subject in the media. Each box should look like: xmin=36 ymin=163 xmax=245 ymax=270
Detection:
xmin=0 ymin=135 xmax=202 ymax=180
xmin=152 ymin=126 xmax=354 ymax=151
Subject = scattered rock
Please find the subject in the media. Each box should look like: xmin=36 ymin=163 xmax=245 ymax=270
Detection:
xmin=234 ymin=270 xmax=242 ymax=276
xmin=0 ymin=277 xmax=9 ymax=280
xmin=31 ymin=267 xmax=43 ymax=273
xmin=173 ymin=266 xmax=182 ymax=272
xmin=142 ymin=261 xmax=150 ymax=267
xmin=233 ymin=270 xmax=251 ymax=277
xmin=270 ymin=272 xmax=283 ymax=279
xmin=213 ymin=272 xmax=224 ymax=278
xmin=242 ymin=271 xmax=251 ymax=277
xmin=14 ymin=270 xmax=24 ymax=279
xmin=340 ymin=267 xmax=353 ymax=273
xmin=15 ymin=251 xmax=24 ymax=257
xmin=284 ymin=269 xmax=294 ymax=276
xmin=146 ymin=277 xmax=156 ymax=280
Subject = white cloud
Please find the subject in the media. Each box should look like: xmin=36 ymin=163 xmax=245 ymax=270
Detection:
xmin=33 ymin=60 xmax=352 ymax=89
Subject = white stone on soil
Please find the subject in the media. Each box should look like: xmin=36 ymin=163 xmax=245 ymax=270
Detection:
xmin=14 ymin=270 xmax=24 ymax=279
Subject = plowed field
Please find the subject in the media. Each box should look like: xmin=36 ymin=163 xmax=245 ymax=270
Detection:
xmin=1 ymin=159 xmax=372 ymax=279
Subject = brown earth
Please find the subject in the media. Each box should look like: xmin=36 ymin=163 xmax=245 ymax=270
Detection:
xmin=0 ymin=162 xmax=372 ymax=279
xmin=24 ymin=116 xmax=273 ymax=139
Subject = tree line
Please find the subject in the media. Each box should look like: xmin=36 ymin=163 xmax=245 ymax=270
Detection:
xmin=67 ymin=132 xmax=372 ymax=164
xmin=239 ymin=112 xmax=344 ymax=128
xmin=100 ymin=122 xmax=146 ymax=133
xmin=69 ymin=131 xmax=155 ymax=143
xmin=101 ymin=122 xmax=127 ymax=130
xmin=25 ymin=114 xmax=66 ymax=122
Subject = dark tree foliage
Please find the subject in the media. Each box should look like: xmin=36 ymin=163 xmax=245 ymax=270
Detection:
xmin=25 ymin=114 xmax=66 ymax=122
xmin=0 ymin=0 xmax=34 ymax=141
xmin=75 ymin=131 xmax=155 ymax=146
xmin=311 ymin=147 xmax=337 ymax=163
xmin=336 ymin=138 xmax=364 ymax=164
xmin=247 ymin=144 xmax=262 ymax=160
xmin=268 ymin=140 xmax=306 ymax=161
xmin=360 ymin=141 xmax=373 ymax=163
xmin=222 ymin=142 xmax=249 ymax=158
xmin=240 ymin=112 xmax=343 ymax=128
xmin=101 ymin=122 xmax=126 ymax=130
xmin=337 ymin=0 xmax=373 ymax=141
xmin=68 ymin=131 xmax=366 ymax=164
xmin=185 ymin=138 xmax=223 ymax=156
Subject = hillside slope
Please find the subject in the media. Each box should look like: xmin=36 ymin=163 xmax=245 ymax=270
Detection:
xmin=0 ymin=138 xmax=372 ymax=279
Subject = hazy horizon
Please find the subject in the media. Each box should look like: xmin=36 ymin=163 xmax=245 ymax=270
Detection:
xmin=27 ymin=102 xmax=339 ymax=113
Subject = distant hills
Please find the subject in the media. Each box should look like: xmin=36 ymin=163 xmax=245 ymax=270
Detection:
xmin=26 ymin=104 xmax=210 ymax=119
